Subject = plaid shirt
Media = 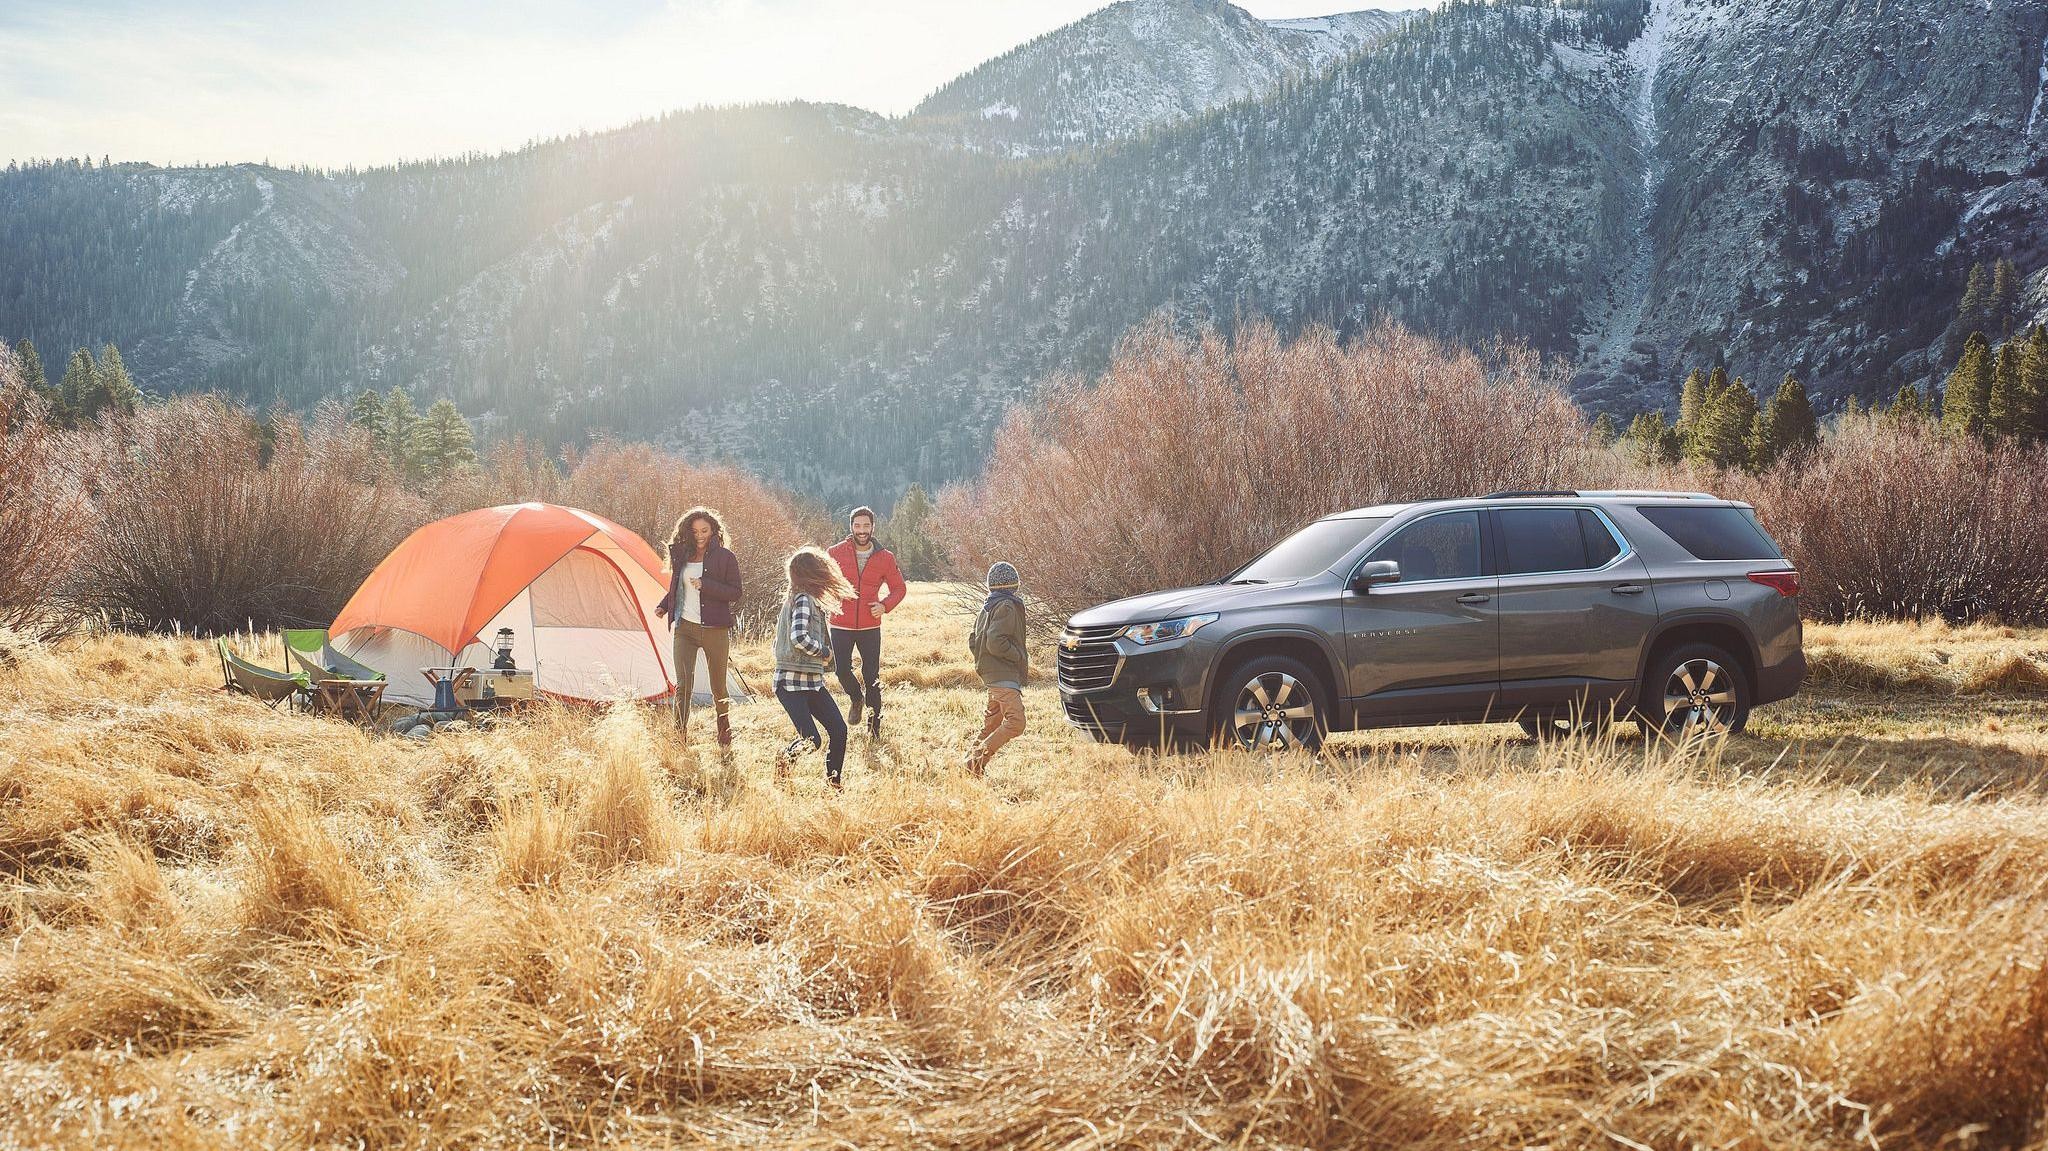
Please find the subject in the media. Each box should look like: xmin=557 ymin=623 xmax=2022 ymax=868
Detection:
xmin=773 ymin=593 xmax=831 ymax=692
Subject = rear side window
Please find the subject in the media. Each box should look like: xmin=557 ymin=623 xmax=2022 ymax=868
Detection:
xmin=1636 ymin=506 xmax=1783 ymax=560
xmin=1498 ymin=508 xmax=1588 ymax=574
xmin=1578 ymin=510 xmax=1622 ymax=567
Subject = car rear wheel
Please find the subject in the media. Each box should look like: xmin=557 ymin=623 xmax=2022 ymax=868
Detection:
xmin=1640 ymin=643 xmax=1751 ymax=737
xmin=1209 ymin=656 xmax=1328 ymax=752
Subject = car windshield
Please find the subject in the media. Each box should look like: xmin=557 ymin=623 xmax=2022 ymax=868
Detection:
xmin=1227 ymin=517 xmax=1389 ymax=583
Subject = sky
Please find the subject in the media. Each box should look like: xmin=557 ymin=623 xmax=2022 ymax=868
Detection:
xmin=0 ymin=0 xmax=1433 ymax=171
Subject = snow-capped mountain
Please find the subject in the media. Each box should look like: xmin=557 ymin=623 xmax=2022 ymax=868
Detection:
xmin=4 ymin=0 xmax=2047 ymax=503
xmin=910 ymin=0 xmax=1406 ymax=153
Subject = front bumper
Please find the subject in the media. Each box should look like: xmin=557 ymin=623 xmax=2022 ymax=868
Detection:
xmin=1057 ymin=631 xmax=1214 ymax=742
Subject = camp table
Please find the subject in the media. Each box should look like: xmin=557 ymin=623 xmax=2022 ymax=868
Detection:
xmin=308 ymin=677 xmax=387 ymax=722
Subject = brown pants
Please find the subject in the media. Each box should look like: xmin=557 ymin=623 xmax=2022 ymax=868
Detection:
xmin=965 ymin=686 xmax=1025 ymax=776
xmin=671 ymin=619 xmax=732 ymax=732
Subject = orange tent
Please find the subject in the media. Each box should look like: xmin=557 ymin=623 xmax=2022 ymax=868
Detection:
xmin=332 ymin=503 xmax=679 ymax=706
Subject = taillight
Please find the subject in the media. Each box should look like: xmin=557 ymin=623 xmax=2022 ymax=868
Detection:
xmin=1748 ymin=570 xmax=1800 ymax=596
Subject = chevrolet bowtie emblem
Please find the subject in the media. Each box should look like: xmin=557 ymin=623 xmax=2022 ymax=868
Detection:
xmin=1061 ymin=633 xmax=1080 ymax=650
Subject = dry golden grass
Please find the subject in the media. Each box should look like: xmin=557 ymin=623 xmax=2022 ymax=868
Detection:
xmin=2 ymin=587 xmax=2047 ymax=1148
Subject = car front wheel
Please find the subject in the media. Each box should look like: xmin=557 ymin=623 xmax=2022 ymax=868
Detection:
xmin=1209 ymin=656 xmax=1328 ymax=752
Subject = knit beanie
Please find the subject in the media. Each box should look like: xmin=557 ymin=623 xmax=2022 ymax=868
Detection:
xmin=986 ymin=561 xmax=1020 ymax=590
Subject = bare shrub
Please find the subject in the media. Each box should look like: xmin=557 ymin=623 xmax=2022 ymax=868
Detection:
xmin=935 ymin=319 xmax=1618 ymax=620
xmin=562 ymin=443 xmax=805 ymax=632
xmin=62 ymin=396 xmax=426 ymax=633
xmin=1733 ymin=415 xmax=2048 ymax=624
xmin=0 ymin=381 xmax=88 ymax=640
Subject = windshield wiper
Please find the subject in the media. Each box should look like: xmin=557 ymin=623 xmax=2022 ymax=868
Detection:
xmin=1228 ymin=578 xmax=1268 ymax=585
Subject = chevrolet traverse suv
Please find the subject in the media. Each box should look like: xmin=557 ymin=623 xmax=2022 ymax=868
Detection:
xmin=1057 ymin=491 xmax=1805 ymax=750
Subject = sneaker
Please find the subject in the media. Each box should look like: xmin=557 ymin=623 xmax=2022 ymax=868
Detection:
xmin=775 ymin=736 xmax=815 ymax=781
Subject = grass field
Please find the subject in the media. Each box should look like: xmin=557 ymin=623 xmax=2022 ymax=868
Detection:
xmin=2 ymin=584 xmax=2046 ymax=1149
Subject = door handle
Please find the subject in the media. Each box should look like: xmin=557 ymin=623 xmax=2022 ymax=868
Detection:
xmin=1611 ymin=584 xmax=1646 ymax=595
xmin=1456 ymin=592 xmax=1491 ymax=605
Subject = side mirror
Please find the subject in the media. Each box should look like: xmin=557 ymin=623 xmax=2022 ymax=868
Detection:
xmin=1351 ymin=560 xmax=1400 ymax=592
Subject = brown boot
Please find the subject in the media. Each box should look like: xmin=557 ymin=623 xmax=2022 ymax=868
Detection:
xmin=715 ymin=700 xmax=733 ymax=747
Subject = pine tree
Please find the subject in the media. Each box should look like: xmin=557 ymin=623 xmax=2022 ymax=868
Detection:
xmin=94 ymin=343 xmax=140 ymax=415
xmin=1590 ymin=412 xmax=1618 ymax=444
xmin=2021 ymin=325 xmax=2048 ymax=443
xmin=1989 ymin=259 xmax=2020 ymax=338
xmin=1882 ymin=383 xmax=1931 ymax=427
xmin=12 ymin=338 xmax=45 ymax=400
xmin=58 ymin=348 xmax=99 ymax=423
xmin=418 ymin=398 xmax=476 ymax=478
xmin=885 ymin=483 xmax=943 ymax=579
xmin=1988 ymin=338 xmax=2027 ymax=437
xmin=347 ymin=388 xmax=387 ymax=445
xmin=1690 ymin=376 xmax=1758 ymax=469
xmin=383 ymin=387 xmax=422 ymax=475
xmin=1675 ymin=368 xmax=1708 ymax=434
xmin=1624 ymin=411 xmax=1681 ymax=465
xmin=1948 ymin=263 xmax=1991 ymax=365
xmin=1752 ymin=372 xmax=1820 ymax=468
xmin=1941 ymin=331 xmax=1994 ymax=441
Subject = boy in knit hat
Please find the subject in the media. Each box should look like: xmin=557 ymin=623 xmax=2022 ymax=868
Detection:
xmin=964 ymin=561 xmax=1027 ymax=777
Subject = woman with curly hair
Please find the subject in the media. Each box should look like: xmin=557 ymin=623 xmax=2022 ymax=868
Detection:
xmin=654 ymin=506 xmax=743 ymax=746
xmin=772 ymin=546 xmax=856 ymax=788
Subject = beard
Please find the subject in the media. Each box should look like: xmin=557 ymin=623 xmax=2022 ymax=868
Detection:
xmin=852 ymin=532 xmax=873 ymax=547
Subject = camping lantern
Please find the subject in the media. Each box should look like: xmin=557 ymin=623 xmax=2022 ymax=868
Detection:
xmin=493 ymin=628 xmax=517 ymax=671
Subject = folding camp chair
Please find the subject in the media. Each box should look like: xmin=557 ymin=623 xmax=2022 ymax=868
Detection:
xmin=284 ymin=627 xmax=386 ymax=684
xmin=218 ymin=637 xmax=311 ymax=712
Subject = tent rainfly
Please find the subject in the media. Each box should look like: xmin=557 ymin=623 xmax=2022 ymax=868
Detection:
xmin=331 ymin=503 xmax=743 ymax=708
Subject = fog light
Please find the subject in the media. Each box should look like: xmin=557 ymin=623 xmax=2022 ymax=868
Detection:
xmin=1137 ymin=685 xmax=1179 ymax=713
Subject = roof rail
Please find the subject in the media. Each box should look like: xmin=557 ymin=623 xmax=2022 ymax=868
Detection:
xmin=1483 ymin=489 xmax=1579 ymax=499
xmin=1576 ymin=490 xmax=1719 ymax=500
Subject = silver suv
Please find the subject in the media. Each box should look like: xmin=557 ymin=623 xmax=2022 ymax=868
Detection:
xmin=1058 ymin=491 xmax=1805 ymax=750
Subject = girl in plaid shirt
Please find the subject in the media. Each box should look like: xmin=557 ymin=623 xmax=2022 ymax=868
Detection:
xmin=773 ymin=547 xmax=857 ymax=788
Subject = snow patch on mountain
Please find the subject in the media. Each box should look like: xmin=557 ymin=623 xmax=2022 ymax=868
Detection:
xmin=2028 ymin=35 xmax=2047 ymax=137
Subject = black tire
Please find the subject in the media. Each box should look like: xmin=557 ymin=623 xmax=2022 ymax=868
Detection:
xmin=1207 ymin=655 xmax=1330 ymax=753
xmin=1639 ymin=643 xmax=1751 ymax=737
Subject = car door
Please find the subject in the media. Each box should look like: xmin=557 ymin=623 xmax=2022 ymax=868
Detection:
xmin=1490 ymin=506 xmax=1660 ymax=713
xmin=1341 ymin=509 xmax=1500 ymax=723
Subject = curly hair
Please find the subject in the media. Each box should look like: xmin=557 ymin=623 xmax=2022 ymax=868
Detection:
xmin=666 ymin=506 xmax=728 ymax=564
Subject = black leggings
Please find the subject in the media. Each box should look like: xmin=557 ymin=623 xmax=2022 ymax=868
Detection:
xmin=831 ymin=627 xmax=883 ymax=708
xmin=775 ymin=686 xmax=847 ymax=781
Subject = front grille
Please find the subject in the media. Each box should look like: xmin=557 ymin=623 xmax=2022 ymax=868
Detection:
xmin=1057 ymin=623 xmax=1123 ymax=692
xmin=1063 ymin=693 xmax=1112 ymax=730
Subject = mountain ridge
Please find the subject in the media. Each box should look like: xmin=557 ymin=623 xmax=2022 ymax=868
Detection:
xmin=4 ymin=0 xmax=2047 ymax=503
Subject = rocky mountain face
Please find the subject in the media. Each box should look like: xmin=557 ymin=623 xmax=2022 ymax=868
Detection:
xmin=909 ymin=0 xmax=1405 ymax=153
xmin=3 ymin=0 xmax=2045 ymax=504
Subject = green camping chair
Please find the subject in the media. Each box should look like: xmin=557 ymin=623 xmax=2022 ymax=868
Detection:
xmin=284 ymin=628 xmax=386 ymax=684
xmin=219 ymin=637 xmax=311 ymax=712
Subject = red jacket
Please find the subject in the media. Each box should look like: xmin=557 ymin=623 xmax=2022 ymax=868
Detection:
xmin=827 ymin=538 xmax=906 ymax=630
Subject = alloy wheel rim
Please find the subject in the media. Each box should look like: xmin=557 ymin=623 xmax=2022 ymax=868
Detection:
xmin=1231 ymin=672 xmax=1317 ymax=750
xmin=1663 ymin=657 xmax=1736 ymax=735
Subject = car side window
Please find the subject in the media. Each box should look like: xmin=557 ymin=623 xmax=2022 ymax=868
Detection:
xmin=1499 ymin=508 xmax=1597 ymax=574
xmin=1578 ymin=510 xmax=1622 ymax=568
xmin=1366 ymin=511 xmax=1482 ymax=582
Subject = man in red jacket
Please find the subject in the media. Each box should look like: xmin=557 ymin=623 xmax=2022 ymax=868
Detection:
xmin=827 ymin=506 xmax=907 ymax=737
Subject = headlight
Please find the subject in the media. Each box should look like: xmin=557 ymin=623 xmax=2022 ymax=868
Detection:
xmin=1122 ymin=613 xmax=1218 ymax=645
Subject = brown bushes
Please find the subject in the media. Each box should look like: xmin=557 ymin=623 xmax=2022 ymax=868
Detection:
xmin=0 ymin=383 xmax=88 ymax=640
xmin=60 ymin=396 xmax=424 ymax=633
xmin=937 ymin=319 xmax=1617 ymax=619
xmin=1734 ymin=414 xmax=2048 ymax=625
